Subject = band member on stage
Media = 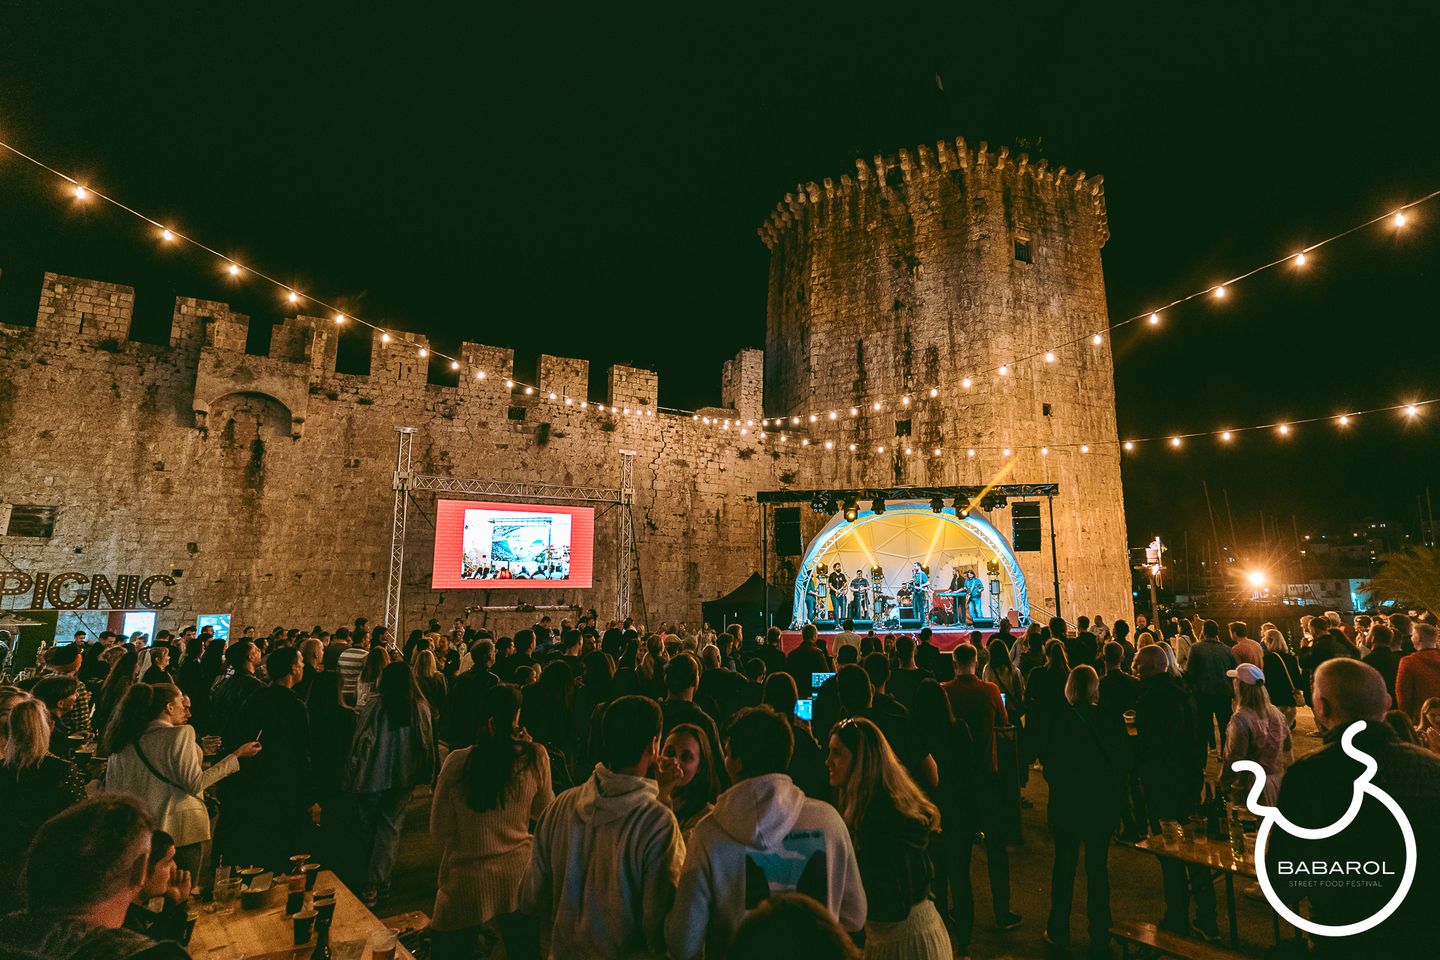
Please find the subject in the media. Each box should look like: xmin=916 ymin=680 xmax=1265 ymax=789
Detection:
xmin=909 ymin=562 xmax=929 ymax=625
xmin=963 ymin=569 xmax=984 ymax=623
xmin=827 ymin=562 xmax=849 ymax=621
xmin=849 ymin=569 xmax=870 ymax=619
xmin=803 ymin=564 xmax=822 ymax=624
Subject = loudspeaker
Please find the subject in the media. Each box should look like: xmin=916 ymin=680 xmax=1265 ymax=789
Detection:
xmin=774 ymin=507 xmax=803 ymax=557
xmin=1012 ymin=501 xmax=1042 ymax=552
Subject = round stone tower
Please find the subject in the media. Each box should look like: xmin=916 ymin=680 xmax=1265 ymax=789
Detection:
xmin=757 ymin=137 xmax=1131 ymax=621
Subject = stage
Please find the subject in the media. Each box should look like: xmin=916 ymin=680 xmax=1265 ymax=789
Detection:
xmin=777 ymin=624 xmax=1007 ymax=654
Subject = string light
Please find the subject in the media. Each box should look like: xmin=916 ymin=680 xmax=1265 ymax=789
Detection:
xmin=451 ymin=360 xmax=461 ymax=371
xmin=932 ymin=447 xmax=941 ymax=457
xmin=380 ymin=332 xmax=390 ymax=343
xmin=1277 ymin=423 xmax=1291 ymax=436
xmin=1148 ymin=313 xmax=1160 ymax=325
xmin=1040 ymin=447 xmax=1049 ymax=456
xmin=824 ymin=440 xmax=833 ymax=450
xmin=504 ymin=379 xmax=514 ymax=389
xmin=828 ymin=410 xmax=837 ymax=420
xmin=1170 ymin=437 xmax=1182 ymax=448
xmin=478 ymin=370 xmax=487 ymax=380
xmin=962 ymin=377 xmax=973 ymax=389
xmin=1124 ymin=441 xmax=1135 ymax=451
xmin=1221 ymin=431 xmax=1233 ymax=442
xmin=929 ymin=388 xmax=938 ymax=398
xmin=1002 ymin=448 xmax=1012 ymax=457
xmin=333 ymin=313 xmax=346 ymax=325
xmin=1080 ymin=444 xmax=1090 ymax=453
xmin=3 ymin=132 xmax=1436 ymax=447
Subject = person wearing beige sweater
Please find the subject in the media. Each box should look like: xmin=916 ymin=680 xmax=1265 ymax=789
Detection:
xmin=430 ymin=683 xmax=553 ymax=960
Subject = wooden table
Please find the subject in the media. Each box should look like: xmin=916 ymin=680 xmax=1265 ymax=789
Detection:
xmin=1125 ymin=833 xmax=1273 ymax=950
xmin=189 ymin=870 xmax=414 ymax=960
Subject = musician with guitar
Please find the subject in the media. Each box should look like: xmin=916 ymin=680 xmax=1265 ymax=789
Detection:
xmin=826 ymin=562 xmax=849 ymax=622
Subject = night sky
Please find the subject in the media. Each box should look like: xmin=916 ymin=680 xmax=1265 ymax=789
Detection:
xmin=2 ymin=3 xmax=1436 ymax=556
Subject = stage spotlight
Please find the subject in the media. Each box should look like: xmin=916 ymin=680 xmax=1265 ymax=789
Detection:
xmin=929 ymin=496 xmax=944 ymax=514
xmin=842 ymin=498 xmax=859 ymax=522
xmin=953 ymin=494 xmax=970 ymax=515
xmin=809 ymin=495 xmax=828 ymax=515
xmin=871 ymin=497 xmax=886 ymax=515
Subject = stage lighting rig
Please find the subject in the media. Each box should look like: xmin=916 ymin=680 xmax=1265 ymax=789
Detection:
xmin=929 ymin=496 xmax=944 ymax=513
xmin=842 ymin=498 xmax=859 ymax=522
xmin=952 ymin=494 xmax=970 ymax=516
xmin=810 ymin=494 xmax=838 ymax=515
xmin=871 ymin=496 xmax=886 ymax=515
xmin=978 ymin=491 xmax=1009 ymax=511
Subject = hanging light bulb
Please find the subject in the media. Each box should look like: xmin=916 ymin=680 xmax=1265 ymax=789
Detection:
xmin=1394 ymin=211 xmax=1408 ymax=227
xmin=1213 ymin=285 xmax=1227 ymax=298
xmin=872 ymin=401 xmax=882 ymax=411
xmin=334 ymin=313 xmax=346 ymax=325
xmin=929 ymin=387 xmax=938 ymax=398
xmin=1123 ymin=441 xmax=1135 ymax=451
xmin=226 ymin=263 xmax=240 ymax=277
xmin=998 ymin=365 xmax=1009 ymax=376
xmin=1170 ymin=436 xmax=1182 ymax=447
xmin=161 ymin=228 xmax=174 ymax=242
xmin=451 ymin=360 xmax=461 ymax=371
xmin=962 ymin=377 xmax=973 ymax=389
xmin=1405 ymin=404 xmax=1420 ymax=417
xmin=1277 ymin=423 xmax=1290 ymax=436
xmin=548 ymin=392 xmax=557 ymax=400
xmin=419 ymin=347 xmax=428 ymax=358
xmin=504 ymin=379 xmax=514 ymax=389
xmin=287 ymin=291 xmax=299 ymax=304
xmin=1041 ymin=447 xmax=1049 ymax=456
xmin=1002 ymin=448 xmax=1012 ymax=457
xmin=967 ymin=448 xmax=976 ymax=458
xmin=1148 ymin=313 xmax=1160 ymax=325
xmin=476 ymin=370 xmax=485 ymax=379
xmin=848 ymin=443 xmax=857 ymax=451
xmin=828 ymin=410 xmax=837 ymax=420
xmin=1295 ymin=252 xmax=1307 ymax=266
xmin=1092 ymin=333 xmax=1103 ymax=345
xmin=1221 ymin=431 xmax=1233 ymax=442
xmin=824 ymin=440 xmax=834 ymax=450
xmin=380 ymin=332 xmax=391 ymax=343
xmin=72 ymin=184 xmax=89 ymax=200
xmin=1080 ymin=444 xmax=1090 ymax=453
xmin=808 ymin=414 xmax=817 ymax=422
xmin=850 ymin=407 xmax=859 ymax=417
xmin=1044 ymin=351 xmax=1056 ymax=363
xmin=1337 ymin=414 xmax=1350 ymax=426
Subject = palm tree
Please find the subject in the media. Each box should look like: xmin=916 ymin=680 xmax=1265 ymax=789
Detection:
xmin=1367 ymin=547 xmax=1440 ymax=614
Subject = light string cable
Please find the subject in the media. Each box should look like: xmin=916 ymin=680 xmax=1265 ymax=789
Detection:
xmin=756 ymin=188 xmax=1440 ymax=431
xmin=1 ymin=133 xmax=1436 ymax=432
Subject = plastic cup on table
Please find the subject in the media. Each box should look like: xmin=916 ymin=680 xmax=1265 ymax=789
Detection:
xmin=370 ymin=928 xmax=399 ymax=960
xmin=314 ymin=894 xmax=337 ymax=925
xmin=301 ymin=862 xmax=321 ymax=890
xmin=285 ymin=873 xmax=307 ymax=915
xmin=293 ymin=909 xmax=319 ymax=945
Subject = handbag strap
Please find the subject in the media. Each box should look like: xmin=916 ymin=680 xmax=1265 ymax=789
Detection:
xmin=133 ymin=738 xmax=203 ymax=802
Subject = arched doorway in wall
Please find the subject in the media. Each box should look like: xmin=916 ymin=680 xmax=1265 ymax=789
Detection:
xmin=791 ymin=502 xmax=1029 ymax=629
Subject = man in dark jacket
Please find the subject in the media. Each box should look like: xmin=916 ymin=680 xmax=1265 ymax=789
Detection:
xmin=1041 ymin=666 xmax=1128 ymax=954
xmin=782 ymin=624 xmax=832 ymax=697
xmin=216 ymin=648 xmax=316 ymax=872
xmin=1270 ymin=658 xmax=1440 ymax=958
xmin=1134 ymin=646 xmax=1217 ymax=939
xmin=1185 ymin=620 xmax=1237 ymax=751
xmin=207 ymin=638 xmax=263 ymax=739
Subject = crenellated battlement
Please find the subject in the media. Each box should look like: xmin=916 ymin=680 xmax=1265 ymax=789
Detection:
xmin=756 ymin=135 xmax=1108 ymax=250
xmin=4 ymin=270 xmax=763 ymax=423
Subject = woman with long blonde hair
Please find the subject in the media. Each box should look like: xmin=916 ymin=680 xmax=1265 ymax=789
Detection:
xmin=0 ymin=698 xmax=81 ymax=898
xmin=827 ymin=717 xmax=950 ymax=959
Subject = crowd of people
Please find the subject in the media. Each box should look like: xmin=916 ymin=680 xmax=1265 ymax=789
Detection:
xmin=0 ymin=605 xmax=1436 ymax=960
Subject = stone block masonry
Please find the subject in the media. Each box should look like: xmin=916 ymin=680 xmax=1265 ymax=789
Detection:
xmin=0 ymin=135 xmax=1130 ymax=634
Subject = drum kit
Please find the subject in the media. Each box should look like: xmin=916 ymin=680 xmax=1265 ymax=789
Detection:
xmin=872 ymin=589 xmax=902 ymax=628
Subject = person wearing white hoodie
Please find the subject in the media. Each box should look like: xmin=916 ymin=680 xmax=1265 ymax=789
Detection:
xmin=667 ymin=705 xmax=865 ymax=960
xmin=520 ymin=695 xmax=685 ymax=959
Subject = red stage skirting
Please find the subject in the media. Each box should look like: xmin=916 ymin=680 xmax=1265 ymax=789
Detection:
xmin=778 ymin=627 xmax=1001 ymax=654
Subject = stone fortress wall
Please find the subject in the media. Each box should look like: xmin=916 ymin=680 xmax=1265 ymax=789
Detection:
xmin=0 ymin=136 xmax=1131 ymax=637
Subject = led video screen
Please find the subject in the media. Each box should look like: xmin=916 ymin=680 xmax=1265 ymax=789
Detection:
xmin=431 ymin=500 xmax=594 ymax=590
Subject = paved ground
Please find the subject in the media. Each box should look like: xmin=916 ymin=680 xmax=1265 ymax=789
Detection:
xmin=379 ymin=712 xmax=1323 ymax=959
